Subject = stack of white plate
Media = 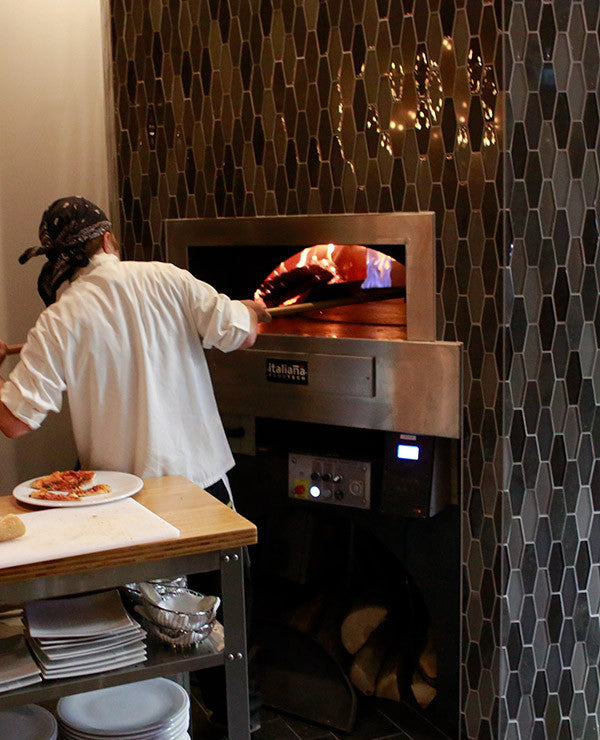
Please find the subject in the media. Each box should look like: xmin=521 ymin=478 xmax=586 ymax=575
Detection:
xmin=0 ymin=635 xmax=41 ymax=692
xmin=0 ymin=704 xmax=57 ymax=739
xmin=24 ymin=591 xmax=146 ymax=679
xmin=57 ymin=678 xmax=190 ymax=739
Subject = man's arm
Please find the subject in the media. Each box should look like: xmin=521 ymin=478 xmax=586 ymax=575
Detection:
xmin=0 ymin=342 xmax=32 ymax=438
xmin=238 ymin=300 xmax=272 ymax=349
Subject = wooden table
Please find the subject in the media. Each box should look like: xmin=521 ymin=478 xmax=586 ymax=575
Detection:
xmin=0 ymin=475 xmax=258 ymax=739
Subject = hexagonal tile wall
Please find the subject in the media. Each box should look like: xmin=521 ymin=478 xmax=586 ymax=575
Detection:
xmin=504 ymin=1 xmax=600 ymax=739
xmin=109 ymin=0 xmax=599 ymax=738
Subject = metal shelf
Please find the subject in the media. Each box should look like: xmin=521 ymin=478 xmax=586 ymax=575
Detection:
xmin=0 ymin=624 xmax=224 ymax=710
xmin=0 ymin=479 xmax=253 ymax=738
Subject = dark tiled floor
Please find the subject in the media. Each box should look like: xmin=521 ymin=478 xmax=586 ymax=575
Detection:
xmin=190 ymin=686 xmax=451 ymax=740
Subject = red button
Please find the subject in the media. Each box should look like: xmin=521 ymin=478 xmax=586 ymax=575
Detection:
xmin=294 ymin=484 xmax=306 ymax=497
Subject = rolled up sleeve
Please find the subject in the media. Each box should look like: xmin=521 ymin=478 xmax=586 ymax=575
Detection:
xmin=0 ymin=322 xmax=66 ymax=429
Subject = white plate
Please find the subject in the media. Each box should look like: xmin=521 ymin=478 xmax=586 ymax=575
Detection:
xmin=31 ymin=639 xmax=146 ymax=670
xmin=61 ymin=726 xmax=186 ymax=740
xmin=13 ymin=471 xmax=143 ymax=508
xmin=37 ymin=627 xmax=146 ymax=655
xmin=41 ymin=649 xmax=147 ymax=679
xmin=35 ymin=623 xmax=142 ymax=646
xmin=26 ymin=591 xmax=136 ymax=639
xmin=37 ymin=630 xmax=146 ymax=659
xmin=0 ymin=704 xmax=57 ymax=739
xmin=60 ymin=711 xmax=188 ymax=740
xmin=0 ymin=674 xmax=42 ymax=694
xmin=0 ymin=635 xmax=40 ymax=684
xmin=57 ymin=678 xmax=189 ymax=736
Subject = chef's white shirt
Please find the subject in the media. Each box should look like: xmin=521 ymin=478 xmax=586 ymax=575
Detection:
xmin=1 ymin=253 xmax=251 ymax=489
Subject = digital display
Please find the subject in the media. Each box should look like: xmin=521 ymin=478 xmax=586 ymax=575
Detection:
xmin=397 ymin=444 xmax=420 ymax=461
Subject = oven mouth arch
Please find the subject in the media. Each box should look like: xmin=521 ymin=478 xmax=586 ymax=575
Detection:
xmin=165 ymin=212 xmax=436 ymax=342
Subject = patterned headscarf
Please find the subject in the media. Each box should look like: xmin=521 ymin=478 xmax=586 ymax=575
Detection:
xmin=19 ymin=196 xmax=112 ymax=306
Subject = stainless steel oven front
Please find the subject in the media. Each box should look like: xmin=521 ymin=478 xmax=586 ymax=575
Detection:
xmin=165 ymin=212 xmax=462 ymax=442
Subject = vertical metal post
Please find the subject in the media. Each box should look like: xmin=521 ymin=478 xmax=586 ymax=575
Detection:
xmin=220 ymin=547 xmax=250 ymax=739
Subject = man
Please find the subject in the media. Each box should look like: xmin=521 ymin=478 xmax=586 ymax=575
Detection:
xmin=0 ymin=196 xmax=270 ymax=503
xmin=0 ymin=195 xmax=269 ymax=735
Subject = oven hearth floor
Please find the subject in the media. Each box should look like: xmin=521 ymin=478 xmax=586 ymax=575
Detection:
xmin=190 ymin=685 xmax=451 ymax=739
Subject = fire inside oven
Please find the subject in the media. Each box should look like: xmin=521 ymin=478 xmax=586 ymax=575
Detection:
xmin=188 ymin=241 xmax=407 ymax=339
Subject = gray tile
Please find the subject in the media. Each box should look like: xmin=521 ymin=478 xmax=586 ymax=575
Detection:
xmin=110 ymin=3 xmax=600 ymax=739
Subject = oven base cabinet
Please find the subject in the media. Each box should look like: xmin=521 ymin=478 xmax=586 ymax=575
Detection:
xmin=0 ymin=477 xmax=257 ymax=740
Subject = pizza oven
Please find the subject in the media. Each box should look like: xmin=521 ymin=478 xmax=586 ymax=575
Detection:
xmin=165 ymin=212 xmax=462 ymax=443
xmin=166 ymin=212 xmax=463 ymax=736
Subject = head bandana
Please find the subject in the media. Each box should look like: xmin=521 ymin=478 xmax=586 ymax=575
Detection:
xmin=19 ymin=196 xmax=112 ymax=306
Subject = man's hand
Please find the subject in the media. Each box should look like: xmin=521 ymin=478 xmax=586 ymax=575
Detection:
xmin=0 ymin=398 xmax=32 ymax=438
xmin=238 ymin=300 xmax=272 ymax=349
xmin=240 ymin=300 xmax=272 ymax=323
xmin=0 ymin=342 xmax=32 ymax=438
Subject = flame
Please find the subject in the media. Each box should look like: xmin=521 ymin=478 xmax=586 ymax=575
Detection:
xmin=361 ymin=249 xmax=393 ymax=289
xmin=255 ymin=244 xmax=404 ymax=307
xmin=254 ymin=243 xmax=355 ymax=304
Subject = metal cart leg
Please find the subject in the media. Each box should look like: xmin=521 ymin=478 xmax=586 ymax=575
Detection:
xmin=220 ymin=547 xmax=250 ymax=740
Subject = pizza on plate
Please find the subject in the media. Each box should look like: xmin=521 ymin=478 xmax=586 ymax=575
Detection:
xmin=30 ymin=470 xmax=96 ymax=492
xmin=28 ymin=471 xmax=111 ymax=501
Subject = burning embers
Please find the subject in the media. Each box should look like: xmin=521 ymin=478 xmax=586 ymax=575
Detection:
xmin=254 ymin=243 xmax=406 ymax=309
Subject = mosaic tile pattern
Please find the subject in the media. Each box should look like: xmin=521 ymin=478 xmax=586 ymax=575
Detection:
xmin=503 ymin=1 xmax=600 ymax=738
xmin=109 ymin=0 xmax=600 ymax=738
xmin=109 ymin=0 xmax=501 ymax=737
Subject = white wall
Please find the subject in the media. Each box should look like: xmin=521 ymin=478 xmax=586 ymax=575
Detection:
xmin=0 ymin=1 xmax=111 ymax=490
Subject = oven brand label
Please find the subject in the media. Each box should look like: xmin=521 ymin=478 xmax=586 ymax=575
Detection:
xmin=266 ymin=359 xmax=308 ymax=385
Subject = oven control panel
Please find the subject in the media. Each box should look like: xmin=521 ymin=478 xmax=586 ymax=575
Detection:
xmin=288 ymin=453 xmax=371 ymax=509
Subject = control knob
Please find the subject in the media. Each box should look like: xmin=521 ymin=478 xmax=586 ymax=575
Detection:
xmin=349 ymin=480 xmax=363 ymax=497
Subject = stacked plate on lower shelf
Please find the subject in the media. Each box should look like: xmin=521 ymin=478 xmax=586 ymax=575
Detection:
xmin=0 ymin=704 xmax=57 ymax=739
xmin=0 ymin=634 xmax=41 ymax=692
xmin=57 ymin=678 xmax=190 ymax=739
xmin=24 ymin=590 xmax=146 ymax=679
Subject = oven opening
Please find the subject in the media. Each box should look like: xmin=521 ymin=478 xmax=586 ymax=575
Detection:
xmin=188 ymin=242 xmax=407 ymax=339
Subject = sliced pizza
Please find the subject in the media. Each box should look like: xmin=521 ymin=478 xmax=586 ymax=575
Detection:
xmin=30 ymin=470 xmax=96 ymax=492
xmin=30 ymin=490 xmax=82 ymax=501
xmin=28 ymin=470 xmax=112 ymax=501
xmin=80 ymin=484 xmax=111 ymax=496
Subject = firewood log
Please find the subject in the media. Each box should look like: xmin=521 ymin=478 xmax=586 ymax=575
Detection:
xmin=374 ymin=651 xmax=403 ymax=701
xmin=349 ymin=621 xmax=392 ymax=696
xmin=411 ymin=670 xmax=437 ymax=708
xmin=410 ymin=633 xmax=437 ymax=708
xmin=418 ymin=638 xmax=437 ymax=680
xmin=374 ymin=627 xmax=437 ymax=704
xmin=340 ymin=598 xmax=388 ymax=654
